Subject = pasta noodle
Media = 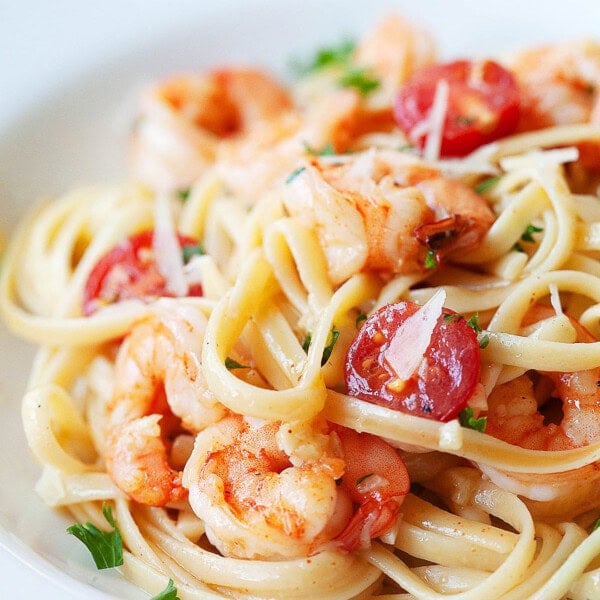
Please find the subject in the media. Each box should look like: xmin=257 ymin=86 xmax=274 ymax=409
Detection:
xmin=4 ymin=11 xmax=600 ymax=599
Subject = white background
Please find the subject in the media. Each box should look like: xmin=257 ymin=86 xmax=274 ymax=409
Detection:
xmin=2 ymin=1 xmax=600 ymax=598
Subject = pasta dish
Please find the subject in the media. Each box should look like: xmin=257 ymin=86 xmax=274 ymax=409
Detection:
xmin=4 ymin=12 xmax=600 ymax=599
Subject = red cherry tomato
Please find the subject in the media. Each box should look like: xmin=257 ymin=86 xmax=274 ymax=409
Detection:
xmin=394 ymin=60 xmax=520 ymax=157
xmin=82 ymin=230 xmax=202 ymax=315
xmin=344 ymin=302 xmax=480 ymax=421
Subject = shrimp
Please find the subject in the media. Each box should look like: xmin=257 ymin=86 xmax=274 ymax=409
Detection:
xmin=182 ymin=415 xmax=409 ymax=559
xmin=105 ymin=301 xmax=227 ymax=506
xmin=353 ymin=13 xmax=436 ymax=107
xmin=481 ymin=305 xmax=600 ymax=519
xmin=508 ymin=40 xmax=600 ymax=130
xmin=281 ymin=149 xmax=495 ymax=285
xmin=130 ymin=68 xmax=293 ymax=191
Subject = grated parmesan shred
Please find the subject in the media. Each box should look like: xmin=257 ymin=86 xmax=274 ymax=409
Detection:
xmin=153 ymin=191 xmax=188 ymax=297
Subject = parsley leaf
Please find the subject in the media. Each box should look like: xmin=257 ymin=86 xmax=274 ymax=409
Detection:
xmin=338 ymin=68 xmax=380 ymax=95
xmin=67 ymin=503 xmax=123 ymax=570
xmin=151 ymin=579 xmax=180 ymax=600
xmin=302 ymin=332 xmax=312 ymax=353
xmin=475 ymin=176 xmax=501 ymax=194
xmin=225 ymin=357 xmax=249 ymax=370
xmin=286 ymin=166 xmax=306 ymax=184
xmin=304 ymin=141 xmax=335 ymax=156
xmin=466 ymin=313 xmax=482 ymax=333
xmin=520 ymin=223 xmax=543 ymax=243
xmin=292 ymin=39 xmax=356 ymax=75
xmin=466 ymin=313 xmax=489 ymax=348
xmin=459 ymin=407 xmax=487 ymax=432
xmin=424 ymin=249 xmax=438 ymax=269
xmin=177 ymin=188 xmax=191 ymax=201
xmin=355 ymin=312 xmax=367 ymax=328
xmin=302 ymin=327 xmax=340 ymax=365
xmin=321 ymin=328 xmax=340 ymax=366
xmin=182 ymin=244 xmax=205 ymax=263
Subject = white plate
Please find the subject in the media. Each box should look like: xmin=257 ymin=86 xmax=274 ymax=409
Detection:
xmin=2 ymin=1 xmax=600 ymax=597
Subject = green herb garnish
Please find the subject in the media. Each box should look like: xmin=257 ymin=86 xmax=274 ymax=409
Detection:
xmin=520 ymin=223 xmax=543 ymax=243
xmin=321 ymin=328 xmax=340 ymax=366
xmin=302 ymin=327 xmax=339 ymax=365
xmin=355 ymin=312 xmax=367 ymax=328
xmin=424 ymin=249 xmax=438 ymax=269
xmin=479 ymin=334 xmax=490 ymax=349
xmin=466 ymin=313 xmax=482 ymax=333
xmin=151 ymin=579 xmax=180 ymax=600
xmin=459 ymin=407 xmax=487 ymax=432
xmin=304 ymin=141 xmax=336 ymax=156
xmin=513 ymin=242 xmax=525 ymax=253
xmin=302 ymin=332 xmax=312 ymax=353
xmin=475 ymin=176 xmax=501 ymax=195
xmin=66 ymin=503 xmax=123 ymax=570
xmin=291 ymin=39 xmax=356 ymax=75
xmin=338 ymin=67 xmax=380 ymax=95
xmin=443 ymin=313 xmax=463 ymax=323
xmin=177 ymin=188 xmax=191 ymax=201
xmin=225 ymin=357 xmax=249 ymax=370
xmin=182 ymin=244 xmax=205 ymax=263
xmin=286 ymin=166 xmax=306 ymax=184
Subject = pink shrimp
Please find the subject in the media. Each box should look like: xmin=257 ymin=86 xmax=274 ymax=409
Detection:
xmin=130 ymin=68 xmax=293 ymax=191
xmin=182 ymin=415 xmax=409 ymax=559
xmin=482 ymin=305 xmax=600 ymax=518
xmin=282 ymin=149 xmax=494 ymax=284
xmin=105 ymin=302 xmax=226 ymax=506
xmin=509 ymin=40 xmax=600 ymax=131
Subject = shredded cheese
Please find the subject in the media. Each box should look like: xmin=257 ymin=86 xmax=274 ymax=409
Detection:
xmin=423 ymin=79 xmax=449 ymax=162
xmin=153 ymin=191 xmax=188 ymax=297
xmin=384 ymin=288 xmax=446 ymax=381
xmin=438 ymin=419 xmax=464 ymax=450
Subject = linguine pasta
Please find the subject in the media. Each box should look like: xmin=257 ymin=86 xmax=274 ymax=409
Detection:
xmin=4 ymin=12 xmax=600 ymax=600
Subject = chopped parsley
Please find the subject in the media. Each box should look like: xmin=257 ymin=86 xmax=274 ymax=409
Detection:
xmin=301 ymin=332 xmax=312 ymax=353
xmin=321 ymin=328 xmax=340 ymax=365
xmin=286 ymin=166 xmax=306 ymax=184
xmin=459 ymin=407 xmax=487 ymax=432
xmin=355 ymin=312 xmax=367 ymax=328
xmin=182 ymin=243 xmax=205 ymax=263
xmin=443 ymin=313 xmax=463 ymax=324
xmin=466 ymin=313 xmax=489 ymax=348
xmin=225 ymin=357 xmax=249 ymax=370
xmin=520 ymin=223 xmax=543 ymax=243
xmin=177 ymin=188 xmax=191 ymax=201
xmin=302 ymin=327 xmax=340 ymax=365
xmin=338 ymin=67 xmax=380 ymax=95
xmin=475 ymin=176 xmax=501 ymax=195
xmin=466 ymin=313 xmax=482 ymax=333
xmin=513 ymin=223 xmax=543 ymax=253
xmin=424 ymin=249 xmax=438 ymax=269
xmin=291 ymin=39 xmax=356 ymax=75
xmin=66 ymin=503 xmax=123 ymax=570
xmin=304 ymin=141 xmax=335 ymax=156
xmin=151 ymin=579 xmax=180 ymax=600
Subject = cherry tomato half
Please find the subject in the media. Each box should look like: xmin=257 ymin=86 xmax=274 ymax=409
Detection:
xmin=393 ymin=60 xmax=520 ymax=157
xmin=82 ymin=230 xmax=203 ymax=316
xmin=344 ymin=302 xmax=480 ymax=421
